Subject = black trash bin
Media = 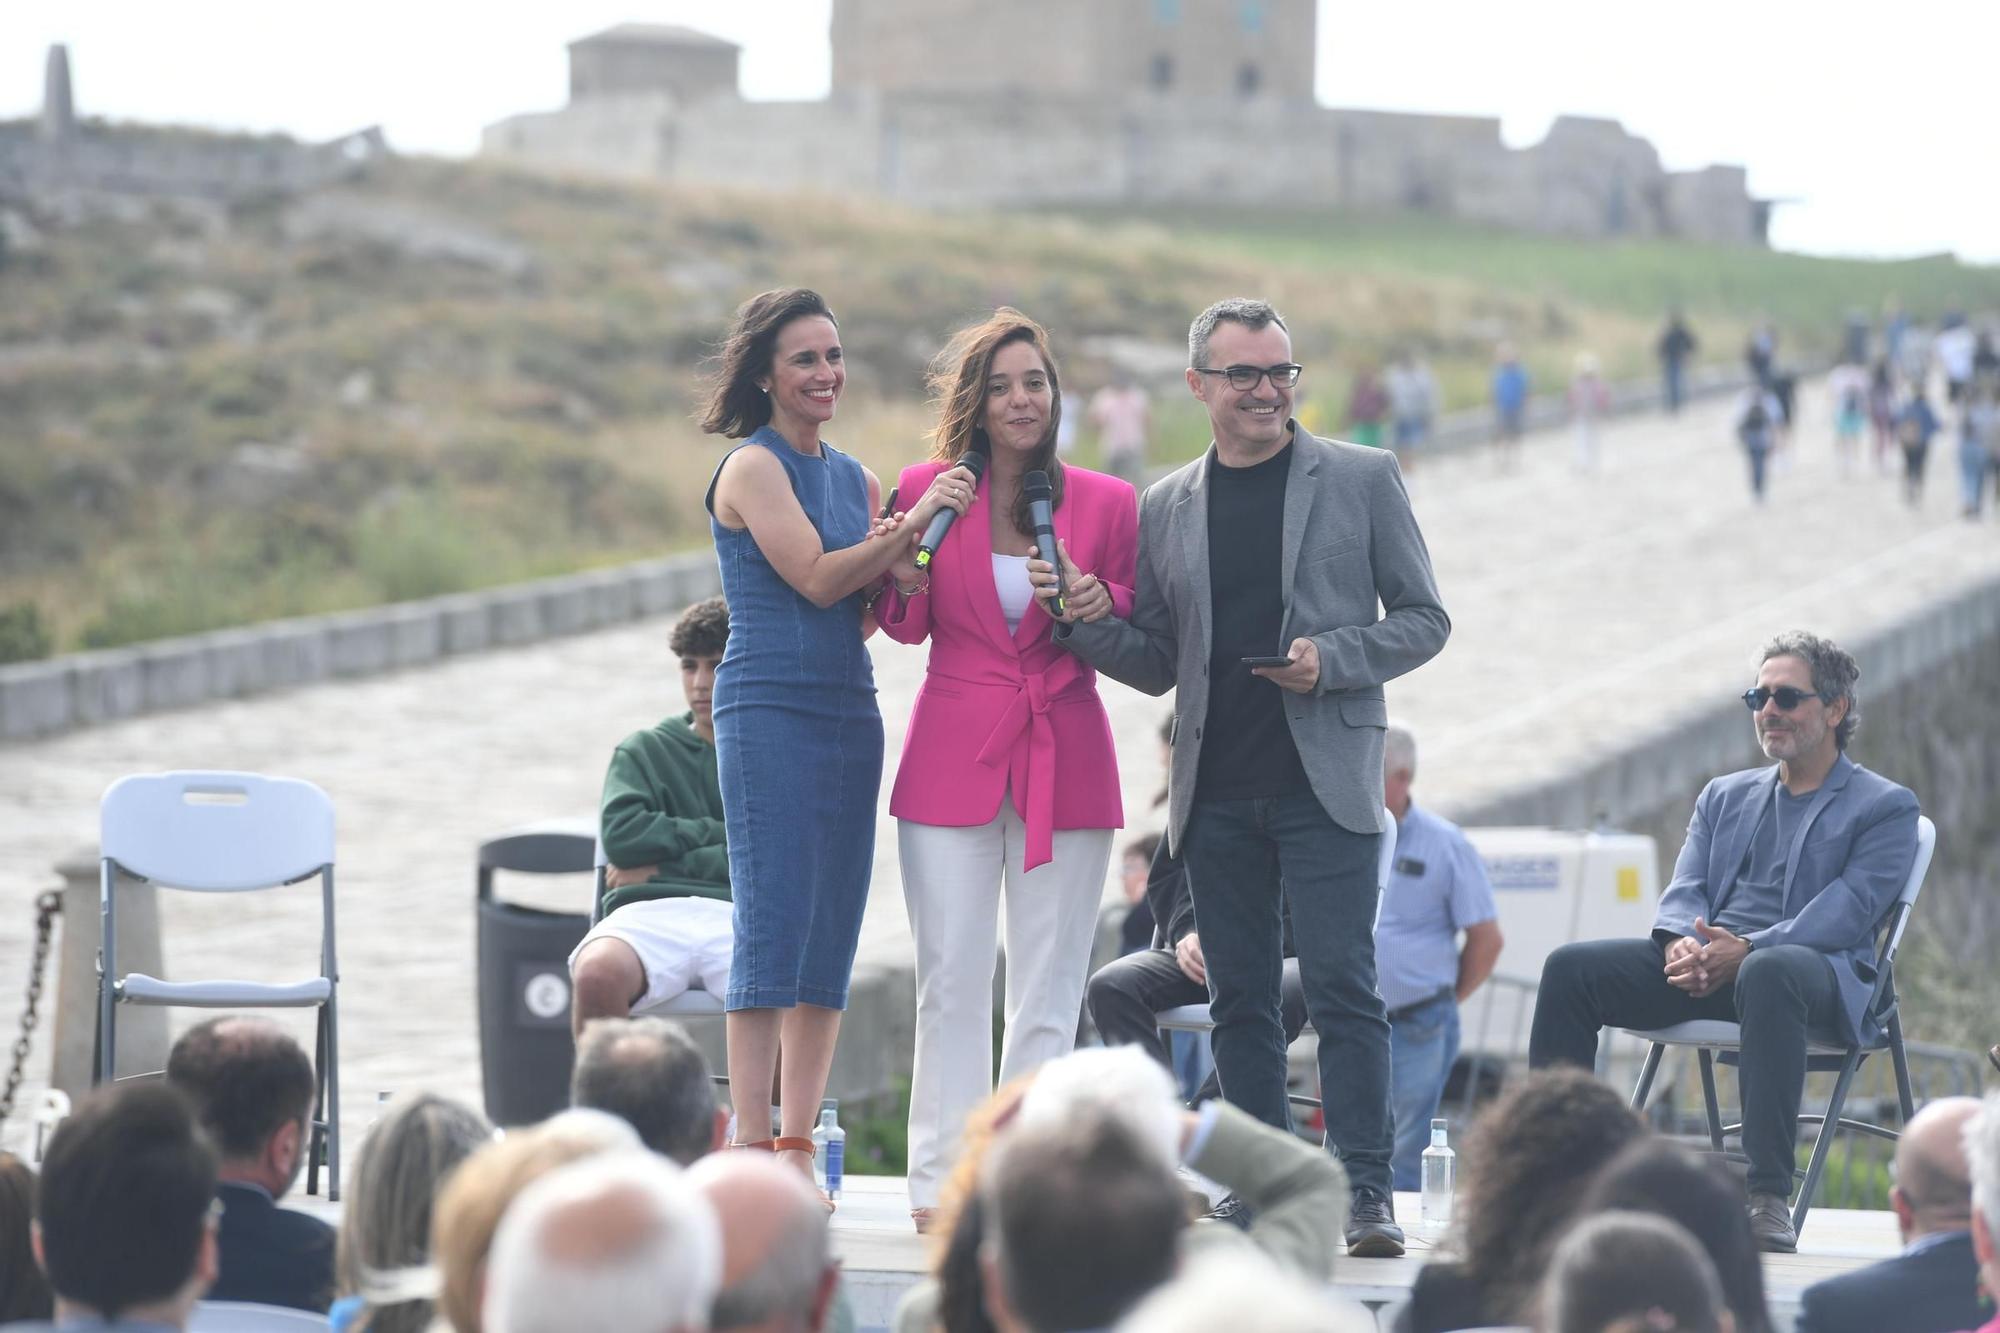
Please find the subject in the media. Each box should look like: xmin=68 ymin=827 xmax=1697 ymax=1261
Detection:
xmin=476 ymin=823 xmax=596 ymax=1127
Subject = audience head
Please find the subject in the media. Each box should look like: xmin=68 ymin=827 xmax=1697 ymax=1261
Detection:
xmin=1964 ymin=1091 xmax=2000 ymax=1300
xmin=1121 ymin=833 xmax=1162 ymax=904
xmin=1015 ymin=1045 xmax=1181 ymax=1172
xmin=0 ymin=1151 xmax=53 ymax=1323
xmin=1891 ymin=1096 xmax=1979 ymax=1242
xmin=34 ymin=1083 xmax=218 ymax=1324
xmin=980 ymin=1111 xmax=1185 ymax=1333
xmin=1383 ymin=719 xmax=1417 ymax=810
xmin=336 ymin=1092 xmax=494 ymax=1333
xmin=687 ymin=1152 xmax=838 ymax=1333
xmin=1542 ymin=1211 xmax=1734 ymax=1333
xmin=483 ymin=1150 xmax=721 ymax=1333
xmin=1116 ymin=1250 xmax=1373 ymax=1333
xmin=166 ymin=1014 xmax=316 ymax=1198
xmin=432 ymin=1108 xmax=641 ymax=1333
xmin=932 ymin=1077 xmax=1038 ymax=1333
xmin=1456 ymin=1067 xmax=1647 ymax=1320
xmin=571 ymin=1016 xmax=726 ymax=1165
xmin=1576 ymin=1139 xmax=1771 ymax=1333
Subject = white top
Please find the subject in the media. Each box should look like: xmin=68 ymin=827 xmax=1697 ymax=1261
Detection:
xmin=992 ymin=554 xmax=1034 ymax=631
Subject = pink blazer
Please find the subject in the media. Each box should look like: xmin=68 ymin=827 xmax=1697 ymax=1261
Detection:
xmin=878 ymin=462 xmax=1139 ymax=869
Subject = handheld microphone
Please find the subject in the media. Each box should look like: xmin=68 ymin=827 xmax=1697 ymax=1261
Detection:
xmin=1023 ymin=469 xmax=1067 ymax=618
xmin=913 ymin=447 xmax=987 ymax=571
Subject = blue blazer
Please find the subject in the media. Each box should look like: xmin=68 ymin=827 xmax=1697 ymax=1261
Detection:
xmin=208 ymin=1180 xmax=336 ymax=1313
xmin=1794 ymin=1230 xmax=1987 ymax=1333
xmin=1653 ymin=752 xmax=1919 ymax=1045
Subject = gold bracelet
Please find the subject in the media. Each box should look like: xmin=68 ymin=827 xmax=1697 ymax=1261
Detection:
xmin=894 ymin=575 xmax=929 ymax=598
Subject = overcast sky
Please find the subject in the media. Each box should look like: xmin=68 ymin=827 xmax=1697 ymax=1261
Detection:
xmin=6 ymin=1 xmax=1995 ymax=263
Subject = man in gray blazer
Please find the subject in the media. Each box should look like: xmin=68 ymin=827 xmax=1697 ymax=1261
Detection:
xmin=1037 ymin=297 xmax=1449 ymax=1255
xmin=1531 ymin=630 xmax=1921 ymax=1253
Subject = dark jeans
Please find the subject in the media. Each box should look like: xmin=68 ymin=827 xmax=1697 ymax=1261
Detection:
xmin=1182 ymin=790 xmax=1393 ymax=1196
xmin=1087 ymin=948 xmax=1307 ymax=1105
xmin=1664 ymin=361 xmax=1686 ymax=414
xmin=1529 ymin=936 xmax=1841 ymax=1198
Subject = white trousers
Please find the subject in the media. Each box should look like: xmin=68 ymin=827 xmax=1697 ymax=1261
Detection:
xmin=898 ymin=808 xmax=1114 ymax=1207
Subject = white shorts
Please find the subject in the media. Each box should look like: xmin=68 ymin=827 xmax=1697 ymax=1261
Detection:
xmin=569 ymin=896 xmax=733 ymax=1013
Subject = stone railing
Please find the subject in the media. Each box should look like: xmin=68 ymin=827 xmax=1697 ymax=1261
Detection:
xmin=0 ymin=555 xmax=722 ymax=744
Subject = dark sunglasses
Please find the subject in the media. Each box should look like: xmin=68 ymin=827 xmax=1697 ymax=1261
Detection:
xmin=1193 ymin=363 xmax=1304 ymax=390
xmin=1741 ymin=686 xmax=1826 ymax=712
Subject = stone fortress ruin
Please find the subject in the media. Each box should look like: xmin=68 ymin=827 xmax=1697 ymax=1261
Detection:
xmin=482 ymin=0 xmax=1768 ymax=244
xmin=0 ymin=45 xmax=388 ymax=215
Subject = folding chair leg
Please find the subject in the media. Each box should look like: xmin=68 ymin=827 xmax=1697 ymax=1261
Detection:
xmin=1794 ymin=1050 xmax=1864 ymax=1235
xmin=1698 ymin=1049 xmax=1725 ymax=1153
xmin=307 ymin=1007 xmax=327 ymax=1198
xmin=1631 ymin=1042 xmax=1666 ymax=1111
xmin=97 ymin=860 xmax=117 ymax=1085
xmin=1888 ymin=1013 xmax=1915 ymax=1122
xmin=324 ymin=990 xmax=342 ymax=1203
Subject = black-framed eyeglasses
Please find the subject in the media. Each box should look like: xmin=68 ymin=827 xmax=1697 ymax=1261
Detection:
xmin=1742 ymin=686 xmax=1826 ymax=712
xmin=1193 ymin=363 xmax=1304 ymax=390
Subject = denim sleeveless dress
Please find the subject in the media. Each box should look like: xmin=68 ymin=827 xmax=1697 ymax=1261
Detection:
xmin=705 ymin=427 xmax=883 ymax=1010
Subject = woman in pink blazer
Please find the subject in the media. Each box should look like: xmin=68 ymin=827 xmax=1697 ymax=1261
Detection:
xmin=874 ymin=309 xmax=1138 ymax=1225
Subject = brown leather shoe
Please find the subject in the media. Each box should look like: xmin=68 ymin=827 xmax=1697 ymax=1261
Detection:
xmin=1748 ymin=1192 xmax=1797 ymax=1252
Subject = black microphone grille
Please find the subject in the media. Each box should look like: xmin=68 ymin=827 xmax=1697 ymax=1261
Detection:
xmin=1022 ymin=469 xmax=1052 ymax=499
xmin=962 ymin=449 xmax=990 ymax=480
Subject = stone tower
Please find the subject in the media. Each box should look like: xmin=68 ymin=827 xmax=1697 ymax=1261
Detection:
xmin=829 ymin=0 xmax=1315 ymax=103
xmin=41 ymin=43 xmax=76 ymax=144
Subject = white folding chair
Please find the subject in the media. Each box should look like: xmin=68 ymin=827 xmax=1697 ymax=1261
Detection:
xmin=190 ymin=1300 xmax=336 ymax=1330
xmin=1154 ymin=807 xmax=1401 ymax=1080
xmin=1624 ymin=814 xmax=1936 ymax=1236
xmin=98 ymin=771 xmax=341 ymax=1199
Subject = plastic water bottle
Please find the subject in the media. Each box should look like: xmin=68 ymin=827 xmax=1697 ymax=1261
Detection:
xmin=1420 ymin=1118 xmax=1455 ymax=1234
xmin=812 ymin=1100 xmax=845 ymax=1201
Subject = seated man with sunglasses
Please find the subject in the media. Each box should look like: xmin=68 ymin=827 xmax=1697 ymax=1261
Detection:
xmin=1529 ymin=630 xmax=1920 ymax=1254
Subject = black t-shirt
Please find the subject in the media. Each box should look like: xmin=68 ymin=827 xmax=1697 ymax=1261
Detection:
xmin=1196 ymin=442 xmax=1310 ymax=801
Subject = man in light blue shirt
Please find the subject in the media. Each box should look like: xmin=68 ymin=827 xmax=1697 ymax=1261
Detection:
xmin=1374 ymin=722 xmax=1502 ymax=1191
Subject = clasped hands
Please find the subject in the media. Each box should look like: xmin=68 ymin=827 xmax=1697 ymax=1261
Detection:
xmin=1663 ymin=916 xmax=1751 ymax=998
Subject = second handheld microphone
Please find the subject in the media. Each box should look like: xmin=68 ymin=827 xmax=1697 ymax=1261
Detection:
xmin=913 ymin=447 xmax=988 ymax=571
xmin=1023 ymin=469 xmax=1067 ymax=618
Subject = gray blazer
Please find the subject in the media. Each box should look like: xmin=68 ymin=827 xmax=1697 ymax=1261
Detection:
xmin=1653 ymin=752 xmax=1920 ymax=1045
xmin=1061 ymin=425 xmax=1449 ymax=851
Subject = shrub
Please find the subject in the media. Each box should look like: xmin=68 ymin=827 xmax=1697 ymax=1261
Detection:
xmin=0 ymin=602 xmax=51 ymax=663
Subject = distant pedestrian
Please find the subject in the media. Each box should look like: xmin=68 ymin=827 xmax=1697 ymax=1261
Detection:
xmin=1346 ymin=365 xmax=1389 ymax=449
xmin=1975 ymin=330 xmax=2000 ymax=381
xmin=1087 ymin=370 xmax=1152 ymax=488
xmin=1841 ymin=310 xmax=1870 ymax=365
xmin=1896 ymin=322 xmax=1932 ymax=390
xmin=1658 ymin=312 xmax=1697 ymax=414
xmin=1935 ymin=316 xmax=1975 ymax=405
xmin=1868 ymin=359 xmax=1898 ymax=473
xmin=1491 ymin=344 xmax=1529 ymax=468
xmin=1827 ymin=361 xmax=1868 ymax=478
xmin=1736 ymin=386 xmax=1782 ymax=504
xmin=1895 ymin=384 xmax=1942 ymax=506
xmin=1745 ymin=324 xmax=1777 ymax=389
xmin=1960 ymin=382 xmax=2000 ymax=519
xmin=1386 ymin=350 xmax=1439 ymax=469
xmin=1569 ymin=353 xmax=1611 ymax=471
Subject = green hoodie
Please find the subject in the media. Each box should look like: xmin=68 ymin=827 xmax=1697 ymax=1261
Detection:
xmin=598 ymin=712 xmax=730 ymax=917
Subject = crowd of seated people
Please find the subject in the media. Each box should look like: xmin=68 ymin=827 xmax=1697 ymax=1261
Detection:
xmin=7 ymin=1031 xmax=1998 ymax=1333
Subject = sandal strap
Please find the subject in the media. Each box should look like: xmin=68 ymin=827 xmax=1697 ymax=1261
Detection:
xmin=731 ymin=1139 xmax=776 ymax=1151
xmin=773 ymin=1136 xmax=816 ymax=1155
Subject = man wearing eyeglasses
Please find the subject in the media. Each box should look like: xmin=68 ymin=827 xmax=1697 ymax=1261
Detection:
xmin=1529 ymin=631 xmax=1920 ymax=1253
xmin=1040 ymin=297 xmax=1448 ymax=1256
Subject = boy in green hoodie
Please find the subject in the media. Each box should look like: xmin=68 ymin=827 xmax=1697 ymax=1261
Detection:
xmin=569 ymin=598 xmax=732 ymax=1035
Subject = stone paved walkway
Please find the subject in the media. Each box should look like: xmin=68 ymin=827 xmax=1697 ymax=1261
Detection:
xmin=4 ymin=382 xmax=1997 ymax=1154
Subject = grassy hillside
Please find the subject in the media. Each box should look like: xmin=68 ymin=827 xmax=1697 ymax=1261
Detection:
xmin=3 ymin=151 xmax=1994 ymax=656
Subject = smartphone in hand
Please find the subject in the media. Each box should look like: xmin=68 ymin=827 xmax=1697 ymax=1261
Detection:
xmin=1241 ymin=654 xmax=1293 ymax=669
